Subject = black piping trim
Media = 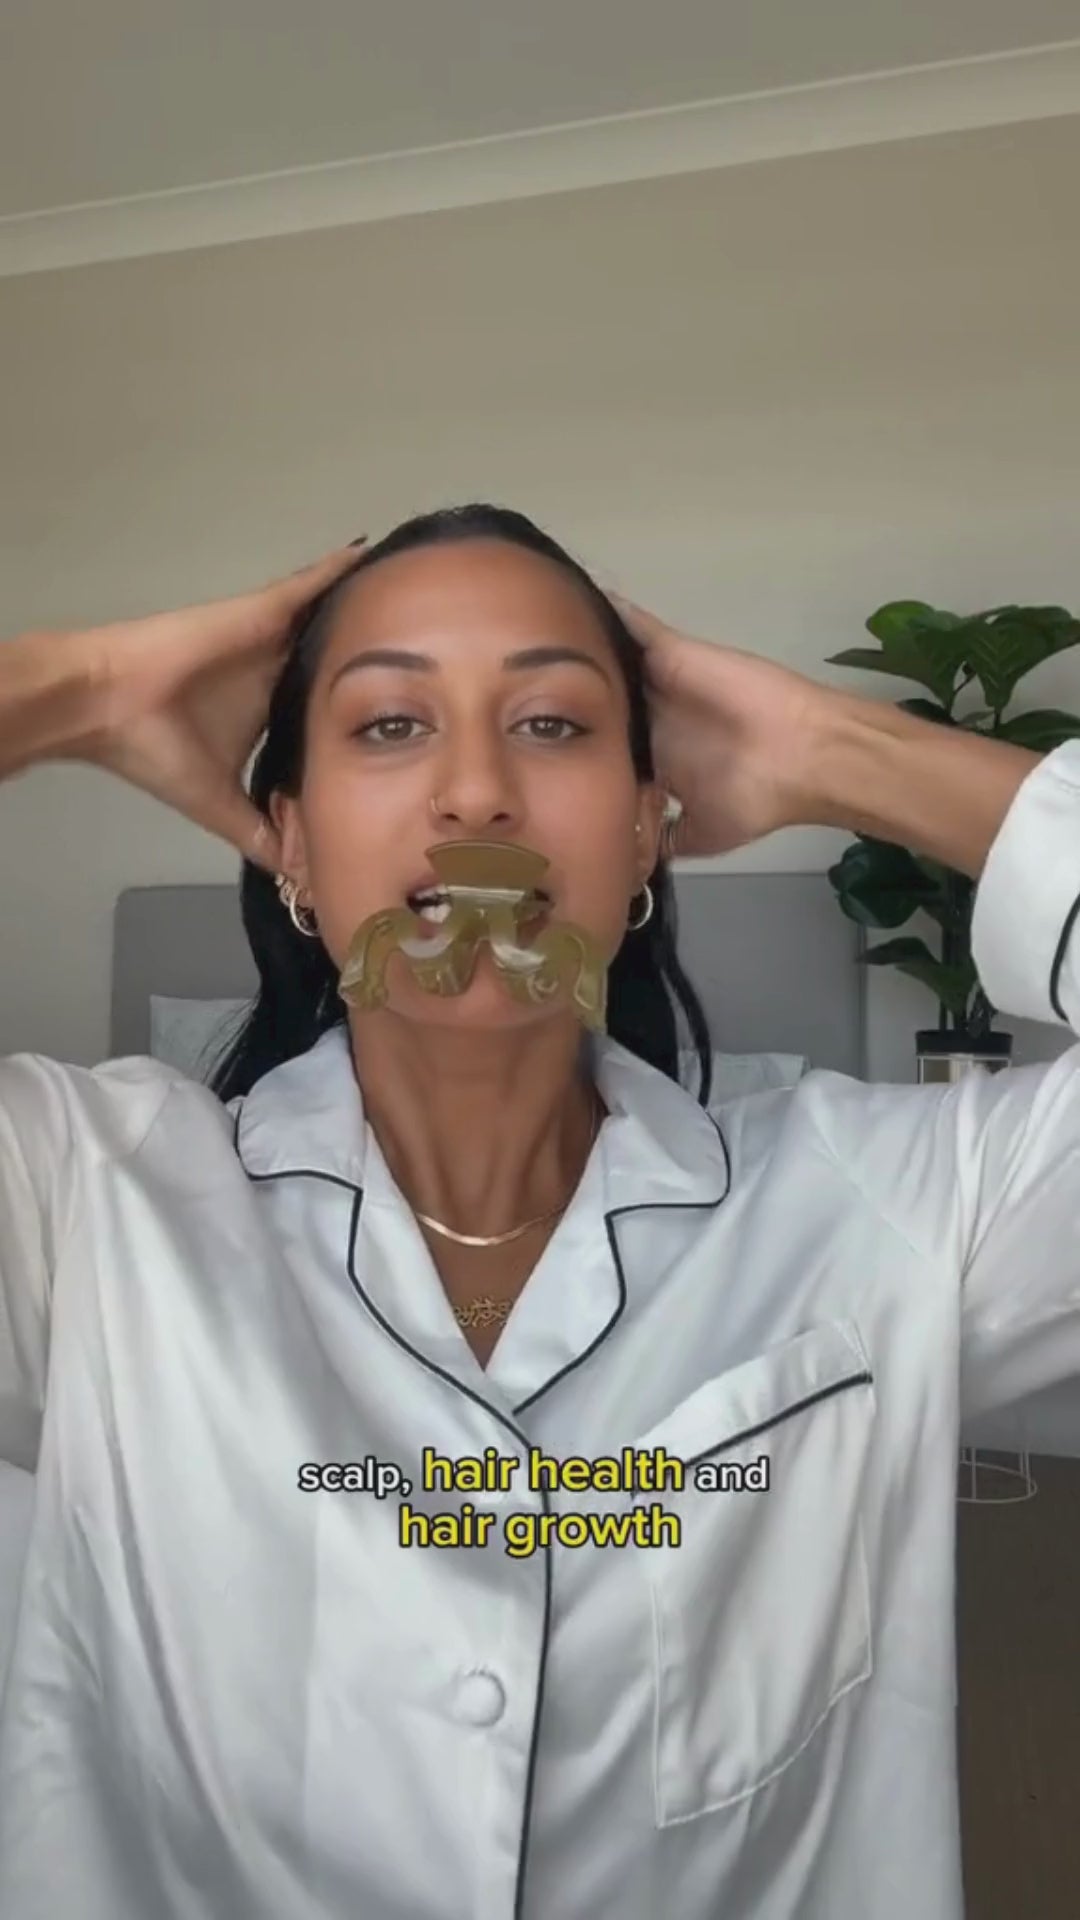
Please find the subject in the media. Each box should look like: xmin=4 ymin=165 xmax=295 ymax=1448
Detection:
xmin=230 ymin=1099 xmax=732 ymax=1919
xmin=340 ymin=1185 xmax=552 ymax=1920
xmin=511 ymin=1109 xmax=732 ymax=1420
xmin=677 ymin=1368 xmax=873 ymax=1473
xmin=1049 ymin=885 xmax=1080 ymax=1023
xmin=241 ymin=1164 xmax=550 ymax=1920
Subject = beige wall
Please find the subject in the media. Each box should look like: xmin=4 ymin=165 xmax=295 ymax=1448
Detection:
xmin=2 ymin=113 xmax=1079 ymax=1075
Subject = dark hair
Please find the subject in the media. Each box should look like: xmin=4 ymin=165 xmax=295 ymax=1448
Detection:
xmin=207 ymin=504 xmax=713 ymax=1107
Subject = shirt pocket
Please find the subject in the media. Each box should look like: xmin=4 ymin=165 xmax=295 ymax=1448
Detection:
xmin=634 ymin=1317 xmax=876 ymax=1825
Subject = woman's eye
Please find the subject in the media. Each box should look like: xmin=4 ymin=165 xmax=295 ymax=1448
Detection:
xmin=515 ymin=715 xmax=587 ymax=741
xmin=353 ymin=713 xmax=587 ymax=745
xmin=352 ymin=713 xmax=426 ymax=744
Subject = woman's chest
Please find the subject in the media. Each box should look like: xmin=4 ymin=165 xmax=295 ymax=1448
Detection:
xmin=34 ymin=1141 xmax=959 ymax=1841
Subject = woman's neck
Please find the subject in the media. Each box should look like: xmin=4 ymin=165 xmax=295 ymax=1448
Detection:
xmin=347 ymin=1015 xmax=600 ymax=1236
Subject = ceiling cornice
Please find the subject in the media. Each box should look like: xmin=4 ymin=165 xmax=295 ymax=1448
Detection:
xmin=2 ymin=37 xmax=1078 ymax=279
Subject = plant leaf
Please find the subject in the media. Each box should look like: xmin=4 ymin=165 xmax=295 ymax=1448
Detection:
xmin=824 ymin=646 xmax=961 ymax=707
xmin=865 ymin=602 xmax=971 ymax=705
xmin=992 ymin=708 xmax=1080 ymax=752
xmin=864 ymin=601 xmax=940 ymax=643
xmin=896 ymin=697 xmax=956 ymax=726
xmin=857 ymin=938 xmax=977 ymax=1016
xmin=857 ymin=935 xmax=938 ymax=967
xmin=826 ymin=839 xmax=946 ymax=928
xmin=957 ymin=608 xmax=1080 ymax=711
xmin=1000 ymin=606 xmax=1080 ymax=652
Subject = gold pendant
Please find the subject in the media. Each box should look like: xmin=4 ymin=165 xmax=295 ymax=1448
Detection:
xmin=453 ymin=1297 xmax=513 ymax=1330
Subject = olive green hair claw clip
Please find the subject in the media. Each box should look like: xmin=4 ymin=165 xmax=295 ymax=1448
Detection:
xmin=338 ymin=840 xmax=608 ymax=1032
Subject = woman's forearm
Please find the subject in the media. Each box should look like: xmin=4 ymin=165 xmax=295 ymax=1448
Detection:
xmin=806 ymin=691 xmax=1041 ymax=879
xmin=0 ymin=630 xmax=100 ymax=781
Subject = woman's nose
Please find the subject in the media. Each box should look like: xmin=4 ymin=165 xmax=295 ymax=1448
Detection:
xmin=428 ymin=752 xmax=522 ymax=833
xmin=429 ymin=788 xmax=516 ymax=831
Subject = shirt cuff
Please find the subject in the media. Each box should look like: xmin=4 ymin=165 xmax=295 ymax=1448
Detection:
xmin=970 ymin=739 xmax=1080 ymax=1030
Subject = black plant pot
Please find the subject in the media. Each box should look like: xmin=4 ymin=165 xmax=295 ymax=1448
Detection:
xmin=915 ymin=1028 xmax=1013 ymax=1083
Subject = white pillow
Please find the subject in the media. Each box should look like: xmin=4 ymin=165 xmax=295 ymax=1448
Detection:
xmin=149 ymin=995 xmax=252 ymax=1078
xmin=679 ymin=1049 xmax=809 ymax=1106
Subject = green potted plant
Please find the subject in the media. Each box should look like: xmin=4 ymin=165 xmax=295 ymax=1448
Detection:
xmin=824 ymin=601 xmax=1080 ymax=1081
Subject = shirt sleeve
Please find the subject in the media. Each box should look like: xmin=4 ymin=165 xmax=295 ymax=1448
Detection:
xmin=955 ymin=739 xmax=1080 ymax=1418
xmin=806 ymin=739 xmax=1080 ymax=1424
xmin=0 ymin=1054 xmax=77 ymax=1471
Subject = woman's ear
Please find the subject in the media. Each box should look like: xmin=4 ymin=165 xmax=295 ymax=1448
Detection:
xmin=269 ymin=791 xmax=310 ymax=889
xmin=635 ymin=784 xmax=667 ymax=881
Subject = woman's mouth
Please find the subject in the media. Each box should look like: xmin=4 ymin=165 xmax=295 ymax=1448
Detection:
xmin=407 ymin=890 xmax=454 ymax=925
xmin=405 ymin=888 xmax=553 ymax=937
xmin=516 ymin=894 xmax=552 ymax=938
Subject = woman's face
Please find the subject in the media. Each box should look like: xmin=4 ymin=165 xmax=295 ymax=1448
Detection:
xmin=271 ymin=537 xmax=665 ymax=1033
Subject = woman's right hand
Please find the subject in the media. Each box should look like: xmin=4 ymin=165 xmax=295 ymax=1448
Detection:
xmin=55 ymin=544 xmax=365 ymax=873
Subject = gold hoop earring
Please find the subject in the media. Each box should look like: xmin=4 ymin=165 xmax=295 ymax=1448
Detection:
xmin=275 ymin=873 xmax=320 ymax=939
xmin=627 ymin=882 xmax=654 ymax=932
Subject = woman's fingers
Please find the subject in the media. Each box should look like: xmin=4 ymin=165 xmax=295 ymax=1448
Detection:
xmin=274 ymin=541 xmax=368 ymax=611
xmin=96 ymin=705 xmax=284 ymax=871
xmin=228 ymin=542 xmax=369 ymax=655
xmin=609 ymin=592 xmax=692 ymax=703
xmin=161 ymin=743 xmax=285 ymax=873
xmin=609 ymin=592 xmax=665 ymax=646
xmin=84 ymin=540 xmax=370 ymax=864
xmin=181 ymin=540 xmax=370 ymax=668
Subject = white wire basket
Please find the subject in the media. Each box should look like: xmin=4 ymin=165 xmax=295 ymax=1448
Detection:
xmin=957 ymin=1446 xmax=1038 ymax=1505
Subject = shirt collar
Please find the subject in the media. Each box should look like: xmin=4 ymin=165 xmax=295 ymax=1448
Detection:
xmin=231 ymin=1020 xmax=730 ymax=1213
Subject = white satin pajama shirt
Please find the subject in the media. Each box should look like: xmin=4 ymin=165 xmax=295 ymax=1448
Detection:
xmin=1 ymin=742 xmax=1080 ymax=1919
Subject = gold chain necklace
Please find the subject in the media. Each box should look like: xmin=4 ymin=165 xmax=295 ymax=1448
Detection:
xmin=413 ymin=1094 xmax=602 ymax=1331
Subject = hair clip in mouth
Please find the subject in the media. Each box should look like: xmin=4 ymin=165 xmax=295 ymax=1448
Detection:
xmin=338 ymin=839 xmax=607 ymax=1029
xmin=424 ymin=839 xmax=551 ymax=900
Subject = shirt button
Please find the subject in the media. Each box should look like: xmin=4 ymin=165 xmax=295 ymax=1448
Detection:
xmin=454 ymin=1670 xmax=506 ymax=1726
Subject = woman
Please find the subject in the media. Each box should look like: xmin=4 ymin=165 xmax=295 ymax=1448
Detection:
xmin=0 ymin=503 xmax=1077 ymax=1920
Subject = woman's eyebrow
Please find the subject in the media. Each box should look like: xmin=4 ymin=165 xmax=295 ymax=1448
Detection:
xmin=328 ymin=645 xmax=611 ymax=691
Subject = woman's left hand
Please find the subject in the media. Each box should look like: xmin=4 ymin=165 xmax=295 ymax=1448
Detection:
xmin=611 ymin=595 xmax=845 ymax=858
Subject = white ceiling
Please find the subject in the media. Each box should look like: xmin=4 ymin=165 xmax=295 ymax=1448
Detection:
xmin=1 ymin=0 xmax=1079 ymax=273
xmin=4 ymin=0 xmax=1080 ymax=212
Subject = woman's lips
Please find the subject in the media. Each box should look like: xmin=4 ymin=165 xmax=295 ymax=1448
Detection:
xmin=407 ymin=895 xmax=552 ymax=941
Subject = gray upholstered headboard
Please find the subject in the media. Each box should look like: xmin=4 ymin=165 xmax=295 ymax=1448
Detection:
xmin=110 ymin=874 xmax=869 ymax=1076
